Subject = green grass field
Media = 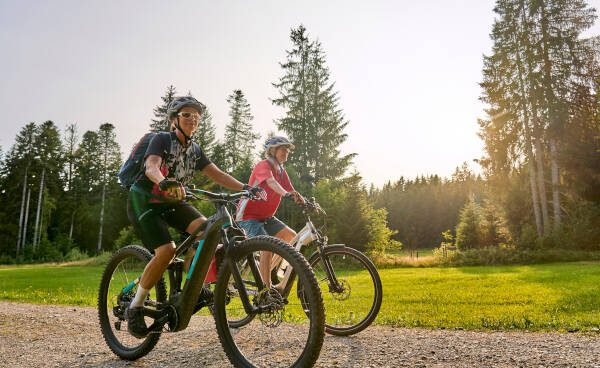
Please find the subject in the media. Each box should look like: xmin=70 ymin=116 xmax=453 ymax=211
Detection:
xmin=1 ymin=261 xmax=599 ymax=332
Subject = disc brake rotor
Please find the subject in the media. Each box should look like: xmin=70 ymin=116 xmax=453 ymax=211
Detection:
xmin=256 ymin=288 xmax=285 ymax=328
xmin=331 ymin=279 xmax=351 ymax=301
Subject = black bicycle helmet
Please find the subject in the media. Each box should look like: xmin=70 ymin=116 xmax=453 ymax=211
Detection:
xmin=167 ymin=96 xmax=206 ymax=119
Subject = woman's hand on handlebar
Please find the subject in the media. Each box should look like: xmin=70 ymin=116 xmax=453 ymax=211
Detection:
xmin=284 ymin=191 xmax=305 ymax=205
xmin=243 ymin=184 xmax=267 ymax=201
xmin=159 ymin=179 xmax=185 ymax=201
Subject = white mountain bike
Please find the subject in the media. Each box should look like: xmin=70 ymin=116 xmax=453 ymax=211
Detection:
xmin=227 ymin=196 xmax=382 ymax=336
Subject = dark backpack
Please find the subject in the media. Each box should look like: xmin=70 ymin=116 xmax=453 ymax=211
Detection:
xmin=118 ymin=132 xmax=158 ymax=189
xmin=119 ymin=131 xmax=198 ymax=190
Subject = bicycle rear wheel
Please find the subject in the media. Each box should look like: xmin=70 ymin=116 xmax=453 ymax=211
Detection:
xmin=300 ymin=245 xmax=382 ymax=336
xmin=213 ymin=236 xmax=325 ymax=368
xmin=98 ymin=245 xmax=167 ymax=360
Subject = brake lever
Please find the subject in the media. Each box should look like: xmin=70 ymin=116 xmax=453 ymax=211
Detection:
xmin=184 ymin=187 xmax=200 ymax=201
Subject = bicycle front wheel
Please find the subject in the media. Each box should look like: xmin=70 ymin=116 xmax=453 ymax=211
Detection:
xmin=300 ymin=245 xmax=382 ymax=336
xmin=98 ymin=245 xmax=167 ymax=360
xmin=213 ymin=236 xmax=325 ymax=368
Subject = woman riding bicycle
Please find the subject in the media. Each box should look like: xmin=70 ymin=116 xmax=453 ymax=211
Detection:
xmin=126 ymin=95 xmax=263 ymax=338
xmin=235 ymin=136 xmax=304 ymax=291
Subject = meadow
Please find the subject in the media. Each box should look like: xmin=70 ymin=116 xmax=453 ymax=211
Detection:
xmin=1 ymin=261 xmax=599 ymax=332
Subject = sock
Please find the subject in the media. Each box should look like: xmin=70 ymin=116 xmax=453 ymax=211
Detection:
xmin=130 ymin=286 xmax=150 ymax=308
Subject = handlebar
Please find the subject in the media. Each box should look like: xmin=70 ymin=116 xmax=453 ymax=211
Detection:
xmin=184 ymin=187 xmax=262 ymax=202
xmin=287 ymin=194 xmax=326 ymax=215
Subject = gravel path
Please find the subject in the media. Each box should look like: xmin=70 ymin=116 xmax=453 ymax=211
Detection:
xmin=1 ymin=301 xmax=600 ymax=367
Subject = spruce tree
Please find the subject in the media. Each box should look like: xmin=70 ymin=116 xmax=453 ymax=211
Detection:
xmin=480 ymin=0 xmax=545 ymax=235
xmin=224 ymin=89 xmax=260 ymax=173
xmin=31 ymin=121 xmax=63 ymax=251
xmin=192 ymin=106 xmax=217 ymax=157
xmin=150 ymin=85 xmax=177 ymax=133
xmin=480 ymin=0 xmax=597 ymax=236
xmin=273 ymin=25 xmax=356 ymax=190
xmin=532 ymin=0 xmax=596 ymax=231
xmin=455 ymin=198 xmax=481 ymax=250
xmin=3 ymin=123 xmax=37 ymax=257
xmin=96 ymin=123 xmax=122 ymax=253
xmin=63 ymin=123 xmax=79 ymax=238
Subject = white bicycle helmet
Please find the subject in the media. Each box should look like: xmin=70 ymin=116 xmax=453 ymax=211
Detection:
xmin=264 ymin=136 xmax=295 ymax=151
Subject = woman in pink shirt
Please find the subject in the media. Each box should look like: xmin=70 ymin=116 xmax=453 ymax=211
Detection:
xmin=236 ymin=136 xmax=304 ymax=291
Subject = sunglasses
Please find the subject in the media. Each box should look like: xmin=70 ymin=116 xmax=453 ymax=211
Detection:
xmin=177 ymin=112 xmax=200 ymax=120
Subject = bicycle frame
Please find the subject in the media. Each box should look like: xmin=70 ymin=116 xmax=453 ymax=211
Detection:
xmin=274 ymin=206 xmax=341 ymax=297
xmin=121 ymin=190 xmax=266 ymax=333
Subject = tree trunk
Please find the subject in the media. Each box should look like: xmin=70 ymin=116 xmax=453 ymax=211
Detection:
xmin=526 ymin=139 xmax=543 ymax=236
xmin=22 ymin=188 xmax=31 ymax=250
xmin=69 ymin=211 xmax=75 ymax=239
xmin=550 ymin=138 xmax=561 ymax=230
xmin=38 ymin=208 xmax=43 ymax=247
xmin=97 ymin=182 xmax=106 ymax=254
xmin=33 ymin=167 xmax=45 ymax=252
xmin=17 ymin=165 xmax=28 ymax=258
xmin=512 ymin=19 xmax=543 ymax=237
xmin=534 ymin=138 xmax=550 ymax=234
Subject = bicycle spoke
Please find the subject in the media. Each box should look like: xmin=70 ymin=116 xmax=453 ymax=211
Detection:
xmin=306 ymin=247 xmax=382 ymax=335
xmin=213 ymin=236 xmax=324 ymax=367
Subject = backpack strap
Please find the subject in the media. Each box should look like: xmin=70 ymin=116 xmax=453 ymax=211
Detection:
xmin=130 ymin=132 xmax=154 ymax=160
xmin=131 ymin=132 xmax=173 ymax=201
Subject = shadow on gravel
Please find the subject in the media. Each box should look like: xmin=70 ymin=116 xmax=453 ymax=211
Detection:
xmin=325 ymin=335 xmax=363 ymax=367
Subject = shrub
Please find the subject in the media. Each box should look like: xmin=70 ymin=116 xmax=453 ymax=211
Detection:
xmin=441 ymin=247 xmax=600 ymax=266
xmin=114 ymin=226 xmax=142 ymax=249
xmin=53 ymin=233 xmax=76 ymax=255
xmin=64 ymin=247 xmax=89 ymax=262
xmin=560 ymin=202 xmax=600 ymax=250
xmin=36 ymin=238 xmax=62 ymax=262
xmin=83 ymin=251 xmax=113 ymax=266
xmin=0 ymin=254 xmax=15 ymax=265
xmin=516 ymin=224 xmax=538 ymax=249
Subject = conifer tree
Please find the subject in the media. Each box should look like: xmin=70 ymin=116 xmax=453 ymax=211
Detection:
xmin=192 ymin=106 xmax=217 ymax=157
xmin=532 ymin=0 xmax=596 ymax=231
xmin=73 ymin=131 xmax=102 ymax=193
xmin=480 ymin=0 xmax=545 ymax=235
xmin=223 ymin=89 xmax=260 ymax=173
xmin=480 ymin=0 xmax=597 ymax=236
xmin=63 ymin=123 xmax=79 ymax=238
xmin=455 ymin=198 xmax=481 ymax=250
xmin=31 ymin=121 xmax=63 ymax=251
xmin=96 ymin=123 xmax=122 ymax=253
xmin=4 ymin=123 xmax=37 ymax=256
xmin=150 ymin=85 xmax=177 ymax=133
xmin=273 ymin=25 xmax=356 ymax=190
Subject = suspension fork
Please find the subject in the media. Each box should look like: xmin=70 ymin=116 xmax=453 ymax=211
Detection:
xmin=225 ymin=256 xmax=263 ymax=315
xmin=319 ymin=247 xmax=343 ymax=292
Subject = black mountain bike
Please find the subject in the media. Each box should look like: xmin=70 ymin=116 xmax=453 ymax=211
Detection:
xmin=229 ymin=196 xmax=382 ymax=336
xmin=98 ymin=188 xmax=325 ymax=368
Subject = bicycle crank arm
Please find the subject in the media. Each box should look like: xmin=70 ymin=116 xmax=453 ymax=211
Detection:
xmin=140 ymin=306 xmax=166 ymax=319
xmin=147 ymin=315 xmax=170 ymax=333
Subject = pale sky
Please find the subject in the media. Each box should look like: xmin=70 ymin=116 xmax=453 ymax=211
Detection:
xmin=1 ymin=1 xmax=599 ymax=188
